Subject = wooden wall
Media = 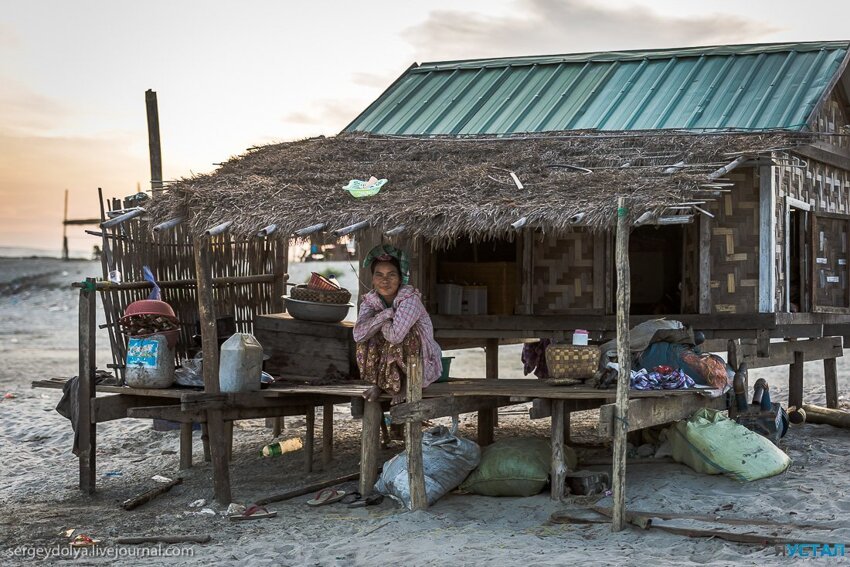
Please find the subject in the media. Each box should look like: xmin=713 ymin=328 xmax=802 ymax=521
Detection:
xmin=703 ymin=169 xmax=761 ymax=313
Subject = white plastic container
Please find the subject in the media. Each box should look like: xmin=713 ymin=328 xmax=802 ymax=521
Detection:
xmin=125 ymin=334 xmax=175 ymax=388
xmin=461 ymin=285 xmax=488 ymax=315
xmin=437 ymin=283 xmax=463 ymax=315
xmin=572 ymin=329 xmax=589 ymax=346
xmin=219 ymin=333 xmax=264 ymax=393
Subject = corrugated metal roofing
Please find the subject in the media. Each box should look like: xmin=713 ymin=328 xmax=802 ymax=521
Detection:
xmin=345 ymin=41 xmax=850 ymax=135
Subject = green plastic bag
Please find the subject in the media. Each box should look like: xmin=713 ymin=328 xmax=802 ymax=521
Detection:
xmin=459 ymin=437 xmax=577 ymax=497
xmin=668 ymin=408 xmax=791 ymax=482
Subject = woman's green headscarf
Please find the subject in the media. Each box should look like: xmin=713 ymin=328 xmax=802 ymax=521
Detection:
xmin=363 ymin=244 xmax=410 ymax=285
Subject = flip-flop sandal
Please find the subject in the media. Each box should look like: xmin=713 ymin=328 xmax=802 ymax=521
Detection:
xmin=340 ymin=491 xmax=362 ymax=505
xmin=70 ymin=534 xmax=100 ymax=547
xmin=307 ymin=488 xmax=347 ymax=507
xmin=230 ymin=504 xmax=278 ymax=521
xmin=348 ymin=494 xmax=384 ymax=508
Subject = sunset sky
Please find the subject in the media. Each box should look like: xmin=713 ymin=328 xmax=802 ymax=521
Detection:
xmin=1 ymin=0 xmax=848 ymax=255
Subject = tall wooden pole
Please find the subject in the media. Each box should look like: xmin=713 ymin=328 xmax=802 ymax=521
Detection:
xmin=78 ymin=278 xmax=97 ymax=493
xmin=612 ymin=197 xmax=631 ymax=532
xmin=405 ymin=354 xmax=427 ymax=510
xmin=62 ymin=189 xmax=69 ymax=261
xmin=193 ymin=235 xmax=231 ymax=504
xmin=145 ymin=89 xmax=163 ymax=198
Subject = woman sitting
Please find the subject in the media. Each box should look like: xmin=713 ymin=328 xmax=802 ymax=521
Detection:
xmin=354 ymin=244 xmax=442 ymax=403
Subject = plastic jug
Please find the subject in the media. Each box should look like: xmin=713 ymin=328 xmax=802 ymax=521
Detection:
xmin=125 ymin=334 xmax=175 ymax=388
xmin=219 ymin=333 xmax=264 ymax=393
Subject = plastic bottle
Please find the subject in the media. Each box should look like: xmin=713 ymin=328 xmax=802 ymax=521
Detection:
xmin=260 ymin=441 xmax=287 ymax=457
xmin=219 ymin=333 xmax=264 ymax=393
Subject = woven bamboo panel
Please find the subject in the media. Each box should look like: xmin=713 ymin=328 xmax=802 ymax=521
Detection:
xmin=812 ymin=215 xmax=850 ymax=308
xmin=532 ymin=232 xmax=597 ymax=313
xmin=814 ymin=91 xmax=850 ymax=151
xmin=681 ymin=221 xmax=699 ymax=312
xmin=706 ymin=170 xmax=760 ymax=313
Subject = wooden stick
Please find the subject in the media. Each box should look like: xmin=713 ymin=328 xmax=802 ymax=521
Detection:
xmin=121 ymin=477 xmax=183 ymax=510
xmin=71 ymin=273 xmax=280 ymax=290
xmin=332 ymin=220 xmax=370 ymax=237
xmin=117 ymin=534 xmax=209 ymax=545
xmin=802 ymin=404 xmax=850 ymax=428
xmin=612 ymin=196 xmax=631 ymax=532
xmin=78 ymin=279 xmax=97 ymax=494
xmin=586 ymin=506 xmax=835 ymax=530
xmin=145 ymin=89 xmax=164 ymax=198
xmin=254 ymin=471 xmax=360 ymax=506
xmin=406 ymin=354 xmax=427 ymax=510
xmin=478 ymin=339 xmax=498 ymax=446
xmin=305 ymin=405 xmax=315 ymax=473
xmin=823 ymin=358 xmax=839 ymax=409
xmin=789 ymin=351 xmax=804 ymax=409
xmin=294 ymin=223 xmax=326 ymax=237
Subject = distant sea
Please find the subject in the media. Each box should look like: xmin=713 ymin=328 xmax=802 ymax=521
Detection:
xmin=0 ymin=246 xmax=91 ymax=259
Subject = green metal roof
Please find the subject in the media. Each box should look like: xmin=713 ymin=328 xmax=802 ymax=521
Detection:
xmin=345 ymin=41 xmax=850 ymax=135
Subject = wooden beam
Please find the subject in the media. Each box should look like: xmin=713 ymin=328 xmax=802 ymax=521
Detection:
xmin=391 ymin=396 xmax=512 ymax=423
xmin=727 ymin=336 xmax=843 ymax=369
xmin=305 ymin=405 xmax=315 ymax=473
xmin=180 ymin=423 xmax=193 ymax=470
xmin=794 ymin=143 xmax=850 ymax=173
xmin=789 ymin=350 xmax=805 ymax=410
xmin=551 ymin=399 xmax=567 ymax=500
xmin=193 ymin=235 xmax=231 ymax=505
xmin=824 ymin=358 xmax=839 ymax=409
xmin=78 ymin=280 xmax=97 ymax=494
xmin=332 ymin=220 xmax=370 ymax=237
xmin=322 ymin=403 xmax=334 ymax=468
xmin=359 ymin=399 xmax=382 ymax=496
xmin=612 ymin=197 xmax=631 ymax=532
xmin=293 ymin=223 xmax=325 ymax=237
xmin=405 ymin=355 xmax=427 ymax=510
xmin=478 ymin=339 xmax=499 ymax=446
xmin=759 ymin=165 xmax=776 ymax=312
xmin=93 ymin=395 xmax=179 ymax=423
xmin=598 ymin=394 xmax=726 ymax=437
xmin=145 ymin=89 xmax=163 ymax=198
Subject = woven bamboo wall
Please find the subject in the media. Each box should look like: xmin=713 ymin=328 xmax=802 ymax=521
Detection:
xmin=814 ymin=90 xmax=850 ymax=150
xmin=532 ymin=231 xmax=598 ymax=313
xmin=99 ymin=200 xmax=286 ymax=379
xmin=681 ymin=221 xmax=699 ymax=313
xmin=705 ymin=170 xmax=760 ymax=313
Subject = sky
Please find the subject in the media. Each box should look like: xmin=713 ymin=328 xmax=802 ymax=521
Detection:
xmin=1 ymin=0 xmax=848 ymax=255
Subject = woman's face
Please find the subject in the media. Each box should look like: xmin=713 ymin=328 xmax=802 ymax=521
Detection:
xmin=372 ymin=261 xmax=401 ymax=300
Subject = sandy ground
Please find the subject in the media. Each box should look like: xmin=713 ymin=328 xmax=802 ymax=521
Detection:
xmin=1 ymin=257 xmax=850 ymax=566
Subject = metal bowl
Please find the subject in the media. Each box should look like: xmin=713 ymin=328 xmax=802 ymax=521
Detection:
xmin=284 ymin=297 xmax=352 ymax=323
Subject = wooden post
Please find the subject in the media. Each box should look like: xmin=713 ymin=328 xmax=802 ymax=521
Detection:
xmin=201 ymin=424 xmax=211 ymax=462
xmin=62 ymin=189 xmax=69 ymax=261
xmin=824 ymin=358 xmax=839 ymax=409
xmin=193 ymin=235 xmax=231 ymax=504
xmin=359 ymin=399 xmax=382 ymax=496
xmin=406 ymin=354 xmax=427 ymax=510
xmin=322 ymin=402 xmax=334 ymax=468
xmin=78 ymin=278 xmax=97 ymax=493
xmin=612 ymin=197 xmax=631 ymax=532
xmin=478 ymin=338 xmax=498 ymax=446
xmin=551 ymin=399 xmax=566 ymax=500
xmin=145 ymin=89 xmax=163 ymax=198
xmin=179 ymin=423 xmax=193 ymax=469
xmin=305 ymin=405 xmax=315 ymax=473
xmin=789 ymin=351 xmax=804 ymax=410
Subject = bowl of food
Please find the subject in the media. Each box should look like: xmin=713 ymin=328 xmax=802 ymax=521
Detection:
xmin=284 ymin=297 xmax=352 ymax=323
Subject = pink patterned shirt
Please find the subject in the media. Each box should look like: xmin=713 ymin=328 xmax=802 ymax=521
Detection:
xmin=354 ymin=285 xmax=442 ymax=387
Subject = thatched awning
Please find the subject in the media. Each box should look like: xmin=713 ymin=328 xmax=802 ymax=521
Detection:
xmin=148 ymin=130 xmax=812 ymax=243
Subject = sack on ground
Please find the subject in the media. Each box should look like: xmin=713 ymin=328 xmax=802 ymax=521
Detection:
xmin=460 ymin=437 xmax=578 ymax=497
xmin=667 ymin=408 xmax=791 ymax=481
xmin=375 ymin=425 xmax=480 ymax=508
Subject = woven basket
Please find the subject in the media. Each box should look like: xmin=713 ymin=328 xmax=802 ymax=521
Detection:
xmin=546 ymin=344 xmax=601 ymax=381
xmin=308 ymin=272 xmax=340 ymax=291
xmin=291 ymin=284 xmax=351 ymax=304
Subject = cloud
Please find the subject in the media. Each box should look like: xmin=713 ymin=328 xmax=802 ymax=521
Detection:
xmin=406 ymin=0 xmax=778 ymax=61
xmin=281 ymin=98 xmax=372 ymax=133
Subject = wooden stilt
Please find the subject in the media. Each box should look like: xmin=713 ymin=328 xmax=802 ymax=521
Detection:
xmin=359 ymin=400 xmax=382 ymax=496
xmin=272 ymin=417 xmax=282 ymax=437
xmin=478 ymin=338 xmax=498 ymax=446
xmin=179 ymin=422 xmax=193 ymax=469
xmin=612 ymin=197 xmax=632 ymax=532
xmin=224 ymin=421 xmax=234 ymax=462
xmin=305 ymin=405 xmax=315 ymax=473
xmin=564 ymin=411 xmax=571 ymax=445
xmin=322 ymin=403 xmax=334 ymax=469
xmin=824 ymin=357 xmax=838 ymax=409
xmin=551 ymin=399 xmax=566 ymax=500
xmin=789 ymin=351 xmax=804 ymax=410
xmin=193 ymin=235 xmax=231 ymax=505
xmin=201 ymin=423 xmax=211 ymax=462
xmin=406 ymin=355 xmax=427 ymax=510
xmin=78 ymin=279 xmax=97 ymax=494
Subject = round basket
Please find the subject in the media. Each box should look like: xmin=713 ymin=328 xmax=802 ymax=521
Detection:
xmin=291 ymin=284 xmax=351 ymax=304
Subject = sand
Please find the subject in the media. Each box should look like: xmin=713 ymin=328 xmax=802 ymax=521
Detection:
xmin=1 ymin=257 xmax=849 ymax=565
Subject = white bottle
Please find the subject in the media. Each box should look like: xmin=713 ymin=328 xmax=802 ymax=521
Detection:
xmin=219 ymin=333 xmax=264 ymax=393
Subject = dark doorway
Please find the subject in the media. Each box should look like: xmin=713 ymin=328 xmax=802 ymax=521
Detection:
xmin=628 ymin=225 xmax=684 ymax=315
